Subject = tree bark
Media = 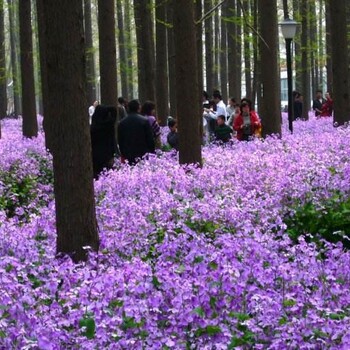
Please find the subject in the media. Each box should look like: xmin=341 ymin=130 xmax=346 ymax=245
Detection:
xmin=134 ymin=0 xmax=156 ymax=103
xmin=37 ymin=0 xmax=52 ymax=149
xmin=8 ymin=0 xmax=21 ymax=116
xmin=116 ymin=0 xmax=129 ymax=99
xmin=204 ymin=0 xmax=214 ymax=95
xmin=174 ymin=1 xmax=201 ymax=165
xmin=300 ymin=0 xmax=310 ymax=120
xmin=124 ymin=0 xmax=134 ymax=98
xmin=0 ymin=0 xmax=6 ymax=125
xmin=293 ymin=0 xmax=302 ymax=93
xmin=98 ymin=0 xmax=118 ymax=106
xmin=259 ymin=0 xmax=281 ymax=136
xmin=19 ymin=0 xmax=38 ymax=137
xmin=325 ymin=0 xmax=333 ymax=93
xmin=213 ymin=1 xmax=220 ymax=91
xmin=40 ymin=0 xmax=99 ymax=263
xmin=243 ymin=0 xmax=252 ymax=99
xmin=329 ymin=0 xmax=350 ymax=125
xmin=167 ymin=2 xmax=177 ymax=117
xmin=220 ymin=1 xmax=228 ymax=103
xmin=155 ymin=0 xmax=169 ymax=125
xmin=84 ymin=0 xmax=96 ymax=105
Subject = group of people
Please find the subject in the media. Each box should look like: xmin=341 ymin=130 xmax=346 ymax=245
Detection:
xmin=88 ymin=91 xmax=263 ymax=178
xmin=89 ymin=99 xmax=159 ymax=178
xmin=202 ymin=90 xmax=261 ymax=143
xmin=292 ymin=90 xmax=333 ymax=120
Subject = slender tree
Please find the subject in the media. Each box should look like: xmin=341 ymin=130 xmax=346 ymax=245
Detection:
xmin=98 ymin=0 xmax=118 ymax=106
xmin=293 ymin=0 xmax=302 ymax=93
xmin=134 ymin=0 xmax=156 ymax=103
xmin=204 ymin=0 xmax=214 ymax=95
xmin=0 ymin=0 xmax=6 ymax=125
xmin=124 ymin=0 xmax=134 ymax=98
xmin=84 ymin=0 xmax=96 ymax=105
xmin=167 ymin=1 xmax=177 ymax=117
xmin=116 ymin=0 xmax=129 ymax=99
xmin=242 ymin=0 xmax=252 ymax=99
xmin=259 ymin=0 xmax=281 ymax=136
xmin=174 ymin=0 xmax=201 ymax=165
xmin=220 ymin=1 xmax=228 ymax=102
xmin=213 ymin=1 xmax=220 ymax=90
xmin=155 ymin=0 xmax=169 ymax=125
xmin=300 ymin=0 xmax=310 ymax=120
xmin=19 ymin=0 xmax=38 ymax=137
xmin=36 ymin=0 xmax=52 ymax=149
xmin=40 ymin=0 xmax=99 ymax=262
xmin=325 ymin=0 xmax=333 ymax=93
xmin=8 ymin=0 xmax=21 ymax=116
xmin=329 ymin=0 xmax=350 ymax=125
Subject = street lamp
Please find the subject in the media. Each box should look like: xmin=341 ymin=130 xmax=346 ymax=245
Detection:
xmin=279 ymin=18 xmax=298 ymax=133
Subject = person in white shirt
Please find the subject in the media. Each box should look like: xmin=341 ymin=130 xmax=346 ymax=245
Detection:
xmin=88 ymin=100 xmax=99 ymax=124
xmin=204 ymin=91 xmax=228 ymax=136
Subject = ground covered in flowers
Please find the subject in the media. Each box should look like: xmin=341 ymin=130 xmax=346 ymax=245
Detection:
xmin=1 ymin=116 xmax=350 ymax=349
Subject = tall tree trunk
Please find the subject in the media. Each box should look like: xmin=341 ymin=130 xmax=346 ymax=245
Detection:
xmin=251 ymin=0 xmax=258 ymax=106
xmin=41 ymin=0 xmax=99 ymax=263
xmin=98 ymin=0 xmax=118 ymax=106
xmin=293 ymin=0 xmax=302 ymax=93
xmin=329 ymin=0 xmax=350 ymax=125
xmin=0 ymin=0 xmax=6 ymax=124
xmin=8 ymin=0 xmax=21 ymax=116
xmin=318 ymin=0 xmax=324 ymax=90
xmin=116 ymin=0 xmax=128 ymax=99
xmin=155 ymin=0 xmax=169 ymax=125
xmin=325 ymin=0 xmax=333 ymax=93
xmin=196 ymin=0 xmax=204 ymax=94
xmin=301 ymin=0 xmax=310 ymax=120
xmin=195 ymin=0 xmax=204 ymax=138
xmin=259 ymin=0 xmax=281 ymax=136
xmin=37 ymin=0 xmax=51 ymax=149
xmin=242 ymin=0 xmax=252 ymax=99
xmin=84 ymin=0 xmax=96 ymax=105
xmin=213 ymin=1 xmax=220 ymax=90
xmin=309 ymin=0 xmax=317 ymax=92
xmin=174 ymin=1 xmax=201 ymax=165
xmin=235 ymin=3 xmax=242 ymax=98
xmin=19 ymin=0 xmax=38 ymax=137
xmin=220 ymin=1 xmax=228 ymax=103
xmin=167 ymin=2 xmax=177 ymax=117
xmin=204 ymin=0 xmax=214 ymax=95
xmin=134 ymin=0 xmax=156 ymax=103
xmin=227 ymin=0 xmax=240 ymax=99
xmin=124 ymin=0 xmax=134 ymax=98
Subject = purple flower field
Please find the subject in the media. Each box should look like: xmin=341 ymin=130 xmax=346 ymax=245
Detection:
xmin=1 ymin=116 xmax=350 ymax=349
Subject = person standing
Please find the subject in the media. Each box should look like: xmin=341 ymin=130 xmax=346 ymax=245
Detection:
xmin=312 ymin=90 xmax=326 ymax=118
xmin=90 ymin=105 xmax=117 ymax=178
xmin=88 ymin=100 xmax=99 ymax=125
xmin=141 ymin=101 xmax=162 ymax=149
xmin=234 ymin=101 xmax=261 ymax=141
xmin=293 ymin=92 xmax=303 ymax=120
xmin=117 ymin=99 xmax=155 ymax=164
xmin=320 ymin=92 xmax=333 ymax=117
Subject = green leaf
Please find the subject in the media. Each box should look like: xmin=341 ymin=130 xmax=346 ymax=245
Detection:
xmin=193 ymin=307 xmax=205 ymax=318
xmin=283 ymin=299 xmax=296 ymax=308
xmin=79 ymin=317 xmax=96 ymax=339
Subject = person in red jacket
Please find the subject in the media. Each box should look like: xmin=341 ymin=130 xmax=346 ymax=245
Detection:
xmin=234 ymin=101 xmax=261 ymax=141
xmin=320 ymin=92 xmax=333 ymax=117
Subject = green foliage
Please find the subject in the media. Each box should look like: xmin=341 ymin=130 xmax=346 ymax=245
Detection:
xmin=79 ymin=316 xmax=96 ymax=339
xmin=284 ymin=194 xmax=350 ymax=248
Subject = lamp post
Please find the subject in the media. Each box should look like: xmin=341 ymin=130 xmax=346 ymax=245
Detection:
xmin=280 ymin=18 xmax=298 ymax=133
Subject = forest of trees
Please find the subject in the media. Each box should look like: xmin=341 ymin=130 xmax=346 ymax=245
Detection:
xmin=0 ymin=0 xmax=349 ymax=260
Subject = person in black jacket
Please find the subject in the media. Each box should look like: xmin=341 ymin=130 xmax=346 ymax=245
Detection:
xmin=117 ymin=99 xmax=155 ymax=165
xmin=91 ymin=105 xmax=117 ymax=179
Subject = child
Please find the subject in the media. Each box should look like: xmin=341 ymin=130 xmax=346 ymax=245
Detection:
xmin=214 ymin=115 xmax=233 ymax=143
xmin=167 ymin=118 xmax=179 ymax=151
